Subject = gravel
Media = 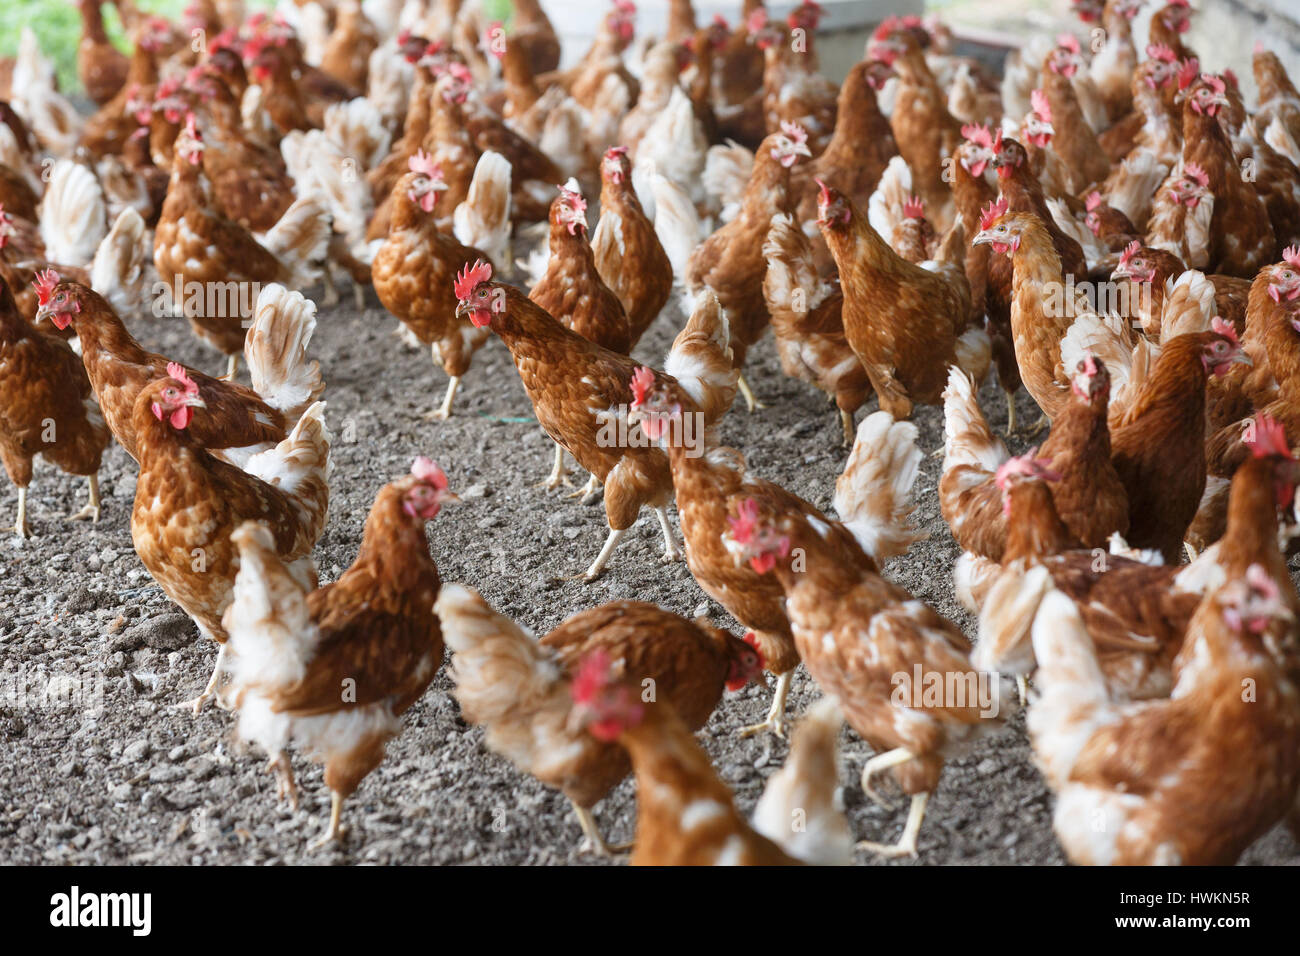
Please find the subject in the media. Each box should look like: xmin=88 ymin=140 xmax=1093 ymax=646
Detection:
xmin=1 ymin=275 xmax=1297 ymax=866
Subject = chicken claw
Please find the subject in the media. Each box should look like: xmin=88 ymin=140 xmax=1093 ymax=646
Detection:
xmin=859 ymin=746 xmax=915 ymax=810
xmin=177 ymin=644 xmax=229 ymax=715
xmin=858 ymin=793 xmax=929 ymax=860
xmin=423 ymin=376 xmax=461 ymax=421
xmin=309 ymin=792 xmax=345 ymax=850
xmin=67 ymin=475 xmax=101 ymax=523
xmin=737 ymin=373 xmax=767 ymax=412
xmin=573 ymin=805 xmax=630 ymax=857
xmin=738 ymin=671 xmax=792 ymax=739
xmin=566 ymin=474 xmax=602 ymax=501
xmin=535 ymin=443 xmax=575 ymax=490
xmin=654 ymin=506 xmax=683 ymax=562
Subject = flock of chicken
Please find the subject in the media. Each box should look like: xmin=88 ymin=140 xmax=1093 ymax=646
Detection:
xmin=2 ymin=0 xmax=1300 ymax=865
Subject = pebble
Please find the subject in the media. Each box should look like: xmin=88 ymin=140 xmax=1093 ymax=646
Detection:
xmin=123 ymin=739 xmax=152 ymax=762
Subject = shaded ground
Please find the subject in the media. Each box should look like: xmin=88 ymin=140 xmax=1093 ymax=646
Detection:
xmin=1 ymin=278 xmax=1296 ymax=866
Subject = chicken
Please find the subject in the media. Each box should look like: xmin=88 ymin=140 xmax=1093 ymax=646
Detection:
xmin=723 ymin=492 xmax=1006 ymax=858
xmin=1179 ymin=72 xmax=1274 ymax=277
xmin=223 ymin=458 xmax=453 ymax=847
xmin=452 ymin=149 xmax=512 ymax=268
xmin=79 ymin=16 xmax=174 ymax=160
xmin=502 ymin=0 xmax=561 ymax=77
xmin=750 ymin=696 xmax=854 ymax=865
xmin=1255 ymin=45 xmax=1300 ymax=160
xmin=318 ymin=0 xmax=380 ymax=93
xmin=0 ymin=277 xmax=109 ymax=537
xmin=1038 ymin=37 xmax=1111 ymax=193
xmin=565 ymin=648 xmax=801 ymax=865
xmin=761 ymin=212 xmax=867 ymax=444
xmin=436 ymin=584 xmax=763 ymax=855
xmin=529 ymin=180 xmax=629 ymax=355
xmin=154 ymin=116 xmax=330 ymax=377
xmin=817 ymin=181 xmax=988 ymax=421
xmin=753 ymin=7 xmax=837 ymax=155
xmin=1145 ymin=161 xmax=1214 ymax=269
xmin=77 ymin=0 xmax=130 ymax=107
xmin=1027 ymin=569 xmax=1300 ymax=865
xmin=591 ymin=146 xmax=672 ymax=350
xmin=454 ymin=261 xmax=736 ymax=580
xmin=684 ymin=125 xmax=810 ymax=410
xmin=1087 ymin=0 xmax=1143 ymax=122
xmin=941 ymin=356 xmax=1128 ymax=563
xmin=128 ymin=367 xmax=330 ymax=712
xmin=869 ymin=17 xmax=963 ymax=233
xmin=371 ymin=150 xmax=493 ymax=420
xmin=38 ymin=276 xmax=322 ymax=469
xmin=630 ymin=381 xmax=924 ymax=738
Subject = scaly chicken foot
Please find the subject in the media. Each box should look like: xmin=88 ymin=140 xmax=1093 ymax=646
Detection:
xmin=573 ymin=804 xmax=631 ymax=856
xmin=535 ymin=442 xmax=575 ymax=490
xmin=1004 ymin=391 xmax=1018 ymax=437
xmin=320 ymin=264 xmax=341 ymax=307
xmin=223 ymin=354 xmax=240 ymax=381
xmin=839 ymin=409 xmax=855 ymax=447
xmin=13 ymin=487 xmax=29 ymax=539
xmin=738 ymin=670 xmax=792 ymax=739
xmin=424 ymin=374 xmax=461 ymax=421
xmin=67 ymin=475 xmax=101 ymax=523
xmin=566 ymin=474 xmax=602 ymax=501
xmin=859 ymin=746 xmax=915 ymax=810
xmin=267 ymin=751 xmax=298 ymax=810
xmin=176 ymin=642 xmax=229 ymax=715
xmin=1011 ymin=412 xmax=1049 ymax=439
xmin=654 ymin=506 xmax=683 ymax=562
xmin=858 ymin=792 xmax=929 ymax=859
xmin=309 ymin=791 xmax=345 ymax=850
xmin=737 ymin=373 xmax=767 ymax=412
xmin=562 ymin=527 xmax=627 ymax=581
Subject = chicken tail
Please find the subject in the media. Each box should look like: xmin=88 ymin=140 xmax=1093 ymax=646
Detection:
xmin=954 ymin=324 xmax=992 ymax=387
xmin=1102 ymin=148 xmax=1168 ymax=231
xmin=941 ymin=365 xmax=1007 ymax=476
xmin=453 ymin=149 xmax=512 ymax=267
xmin=222 ymin=520 xmax=316 ymax=693
xmin=243 ymin=401 xmax=332 ymax=548
xmin=245 ymin=283 xmax=325 ymax=420
xmin=833 ymin=410 xmax=925 ymax=563
xmin=39 ymin=159 xmax=106 ymax=266
xmin=260 ymin=194 xmax=332 ymax=289
xmin=1157 ymin=269 xmax=1216 ymax=343
xmin=322 ymin=96 xmax=393 ymax=170
xmin=1025 ymin=589 xmax=1114 ymax=788
xmin=750 ymin=696 xmax=853 ymax=865
xmin=972 ymin=562 xmax=1053 ymax=678
xmin=867 ymin=155 xmax=914 ymax=245
xmin=664 ymin=289 xmax=739 ymax=423
xmin=762 ymin=212 xmax=835 ymax=322
xmin=702 ymin=141 xmax=753 ymax=223
xmin=90 ymin=206 xmax=148 ymax=317
xmin=648 ymin=170 xmax=707 ymax=291
xmin=436 ymin=584 xmax=572 ymax=771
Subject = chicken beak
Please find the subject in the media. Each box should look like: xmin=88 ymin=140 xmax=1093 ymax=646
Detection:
xmin=187 ymin=395 xmax=208 ymax=409
xmin=454 ymin=300 xmax=470 ymax=320
xmin=970 ymin=229 xmax=993 ymax=247
xmin=1232 ymin=352 xmax=1253 ymax=367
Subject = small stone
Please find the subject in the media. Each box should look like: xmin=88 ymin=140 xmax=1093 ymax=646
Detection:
xmin=461 ymin=483 xmax=489 ymax=500
xmin=108 ymin=783 xmax=132 ymax=802
xmin=123 ymin=739 xmax=152 ymax=762
xmin=168 ymin=745 xmax=188 ymax=762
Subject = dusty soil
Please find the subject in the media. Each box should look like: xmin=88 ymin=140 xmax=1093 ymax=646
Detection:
xmin=1 ymin=278 xmax=1297 ymax=866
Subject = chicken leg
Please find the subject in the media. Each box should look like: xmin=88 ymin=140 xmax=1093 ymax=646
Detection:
xmin=859 ymin=746 xmax=915 ymax=809
xmin=536 ymin=442 xmax=574 ymax=490
xmin=858 ymin=792 xmax=929 ymax=859
xmin=425 ymin=373 xmax=461 ymax=421
xmin=737 ymin=373 xmax=767 ymax=412
xmin=309 ymin=791 xmax=345 ymax=849
xmin=1003 ymin=390 xmax=1018 ymax=437
xmin=177 ymin=642 xmax=228 ymax=715
xmin=654 ymin=505 xmax=683 ymax=562
xmin=13 ymin=486 xmax=29 ymax=539
xmin=575 ymin=527 xmax=626 ymax=581
xmin=566 ymin=474 xmax=602 ymax=502
xmin=68 ymin=474 xmax=101 ymax=523
xmin=573 ymin=804 xmax=631 ymax=856
xmin=739 ymin=670 xmax=792 ymax=739
xmin=224 ymin=354 xmax=240 ymax=380
xmin=267 ymin=751 xmax=298 ymax=810
xmin=839 ymin=409 xmax=855 ymax=447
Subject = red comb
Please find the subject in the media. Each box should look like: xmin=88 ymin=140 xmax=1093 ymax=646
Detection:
xmin=34 ymin=269 xmax=59 ymax=305
xmin=165 ymin=361 xmax=199 ymax=396
xmin=961 ymin=123 xmax=992 ymax=148
xmin=1282 ymin=246 xmax=1300 ymax=269
xmin=604 ymin=145 xmax=629 ymax=160
xmin=727 ymin=498 xmax=761 ymax=544
xmin=872 ymin=15 xmax=898 ymax=42
xmin=1030 ymin=88 xmax=1052 ymax=123
xmin=1247 ymin=413 xmax=1291 ymax=460
xmin=979 ymin=197 xmax=1009 ymax=231
xmin=453 ymin=259 xmax=493 ymax=300
xmin=1119 ymin=239 xmax=1141 ymax=266
xmin=779 ymin=121 xmax=808 ymax=145
xmin=1057 ymin=33 xmax=1080 ymax=54
xmin=1203 ymin=72 xmax=1226 ymax=95
xmin=815 ymin=178 xmax=835 ymax=207
xmin=569 ymin=649 xmax=614 ymax=706
xmin=409 ymin=149 xmax=440 ymax=178
xmin=1211 ymin=315 xmax=1239 ymax=347
xmin=902 ymin=195 xmax=925 ymax=219
xmin=629 ymin=366 xmax=655 ymax=407
xmin=411 ymin=456 xmax=449 ymax=488
xmin=1147 ymin=43 xmax=1176 ymax=63
xmin=1177 ymin=57 xmax=1200 ymax=90
xmin=1184 ymin=162 xmax=1209 ymax=187
xmin=1086 ymin=191 xmax=1103 ymax=211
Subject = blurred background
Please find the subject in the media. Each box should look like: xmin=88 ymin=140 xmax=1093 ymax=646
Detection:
xmin=5 ymin=0 xmax=1297 ymax=100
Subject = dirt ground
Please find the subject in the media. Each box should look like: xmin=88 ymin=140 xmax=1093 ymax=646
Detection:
xmin=1 ymin=277 xmax=1297 ymax=866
